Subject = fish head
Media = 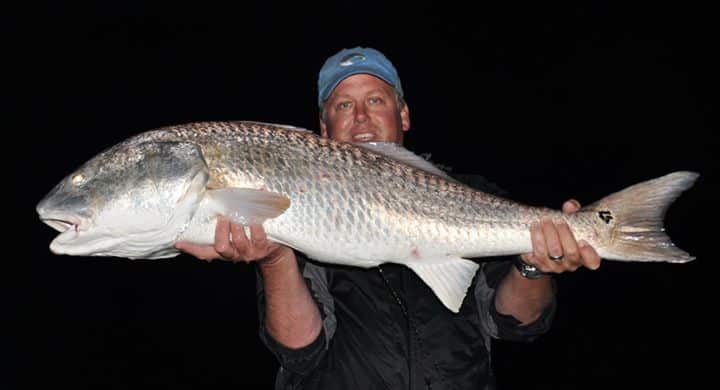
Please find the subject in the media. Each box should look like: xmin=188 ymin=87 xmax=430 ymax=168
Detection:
xmin=37 ymin=140 xmax=209 ymax=259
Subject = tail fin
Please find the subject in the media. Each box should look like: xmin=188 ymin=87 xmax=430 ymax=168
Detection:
xmin=583 ymin=171 xmax=698 ymax=263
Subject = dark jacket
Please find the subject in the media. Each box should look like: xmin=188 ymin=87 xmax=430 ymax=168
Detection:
xmin=256 ymin=176 xmax=557 ymax=390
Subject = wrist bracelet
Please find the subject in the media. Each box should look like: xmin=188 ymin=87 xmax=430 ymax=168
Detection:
xmin=514 ymin=257 xmax=546 ymax=279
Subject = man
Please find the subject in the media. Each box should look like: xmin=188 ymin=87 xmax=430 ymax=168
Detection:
xmin=177 ymin=47 xmax=601 ymax=389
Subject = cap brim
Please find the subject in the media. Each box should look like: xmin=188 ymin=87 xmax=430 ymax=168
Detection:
xmin=319 ymin=66 xmax=398 ymax=104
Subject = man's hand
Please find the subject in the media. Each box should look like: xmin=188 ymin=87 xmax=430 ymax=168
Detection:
xmin=177 ymin=218 xmax=319 ymax=347
xmin=520 ymin=199 xmax=602 ymax=274
xmin=175 ymin=217 xmax=291 ymax=265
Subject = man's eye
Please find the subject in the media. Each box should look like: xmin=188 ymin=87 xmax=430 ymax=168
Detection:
xmin=368 ymin=97 xmax=383 ymax=104
xmin=337 ymin=101 xmax=352 ymax=110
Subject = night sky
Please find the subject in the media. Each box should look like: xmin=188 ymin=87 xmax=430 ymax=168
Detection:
xmin=11 ymin=2 xmax=717 ymax=389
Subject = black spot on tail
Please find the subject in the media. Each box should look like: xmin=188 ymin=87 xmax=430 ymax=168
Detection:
xmin=598 ymin=210 xmax=613 ymax=224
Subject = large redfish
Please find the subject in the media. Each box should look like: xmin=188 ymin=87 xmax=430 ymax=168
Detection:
xmin=36 ymin=121 xmax=698 ymax=312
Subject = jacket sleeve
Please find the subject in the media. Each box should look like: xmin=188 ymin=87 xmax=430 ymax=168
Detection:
xmin=474 ymin=259 xmax=557 ymax=342
xmin=255 ymin=252 xmax=337 ymax=375
xmin=456 ymin=173 xmax=557 ymax=342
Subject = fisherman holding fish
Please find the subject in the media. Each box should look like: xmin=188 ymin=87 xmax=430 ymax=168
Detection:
xmin=177 ymin=47 xmax=603 ymax=389
xmin=38 ymin=44 xmax=695 ymax=388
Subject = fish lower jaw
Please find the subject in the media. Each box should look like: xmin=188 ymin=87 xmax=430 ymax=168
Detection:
xmin=49 ymin=231 xmax=177 ymax=259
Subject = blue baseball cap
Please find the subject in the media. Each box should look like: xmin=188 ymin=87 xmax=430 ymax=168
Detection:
xmin=318 ymin=47 xmax=403 ymax=107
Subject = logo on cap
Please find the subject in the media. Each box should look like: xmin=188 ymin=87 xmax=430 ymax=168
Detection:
xmin=340 ymin=53 xmax=367 ymax=67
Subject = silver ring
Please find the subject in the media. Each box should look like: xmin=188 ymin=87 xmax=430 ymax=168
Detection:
xmin=548 ymin=253 xmax=564 ymax=262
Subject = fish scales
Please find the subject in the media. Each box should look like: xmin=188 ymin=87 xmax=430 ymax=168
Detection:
xmin=37 ymin=121 xmax=698 ymax=312
xmin=151 ymin=122 xmax=545 ymax=261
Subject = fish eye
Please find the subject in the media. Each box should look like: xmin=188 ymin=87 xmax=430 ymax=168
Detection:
xmin=71 ymin=173 xmax=85 ymax=185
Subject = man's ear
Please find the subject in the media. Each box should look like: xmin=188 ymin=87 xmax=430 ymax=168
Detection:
xmin=319 ymin=116 xmax=329 ymax=138
xmin=401 ymin=103 xmax=411 ymax=132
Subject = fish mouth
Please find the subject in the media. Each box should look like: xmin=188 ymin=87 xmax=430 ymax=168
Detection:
xmin=39 ymin=213 xmax=82 ymax=233
xmin=40 ymin=213 xmax=93 ymax=256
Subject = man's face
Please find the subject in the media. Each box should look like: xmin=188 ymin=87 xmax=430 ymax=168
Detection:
xmin=320 ymin=74 xmax=410 ymax=145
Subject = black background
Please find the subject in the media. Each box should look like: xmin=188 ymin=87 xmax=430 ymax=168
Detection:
xmin=9 ymin=1 xmax=718 ymax=389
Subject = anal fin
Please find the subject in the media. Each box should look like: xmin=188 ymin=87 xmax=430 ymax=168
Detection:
xmin=405 ymin=257 xmax=479 ymax=313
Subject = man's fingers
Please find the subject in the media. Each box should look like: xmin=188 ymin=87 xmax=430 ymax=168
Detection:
xmin=249 ymin=224 xmax=268 ymax=247
xmin=526 ymin=220 xmax=561 ymax=274
xmin=230 ymin=222 xmax=250 ymax=255
xmin=530 ymin=222 xmax=547 ymax=261
xmin=579 ymin=240 xmax=602 ymax=270
xmin=520 ymin=252 xmax=534 ymax=264
xmin=555 ymin=219 xmax=580 ymax=266
xmin=562 ymin=199 xmax=581 ymax=214
xmin=214 ymin=218 xmax=236 ymax=259
xmin=176 ymin=220 xmax=279 ymax=263
xmin=175 ymin=242 xmax=220 ymax=261
xmin=541 ymin=217 xmax=563 ymax=262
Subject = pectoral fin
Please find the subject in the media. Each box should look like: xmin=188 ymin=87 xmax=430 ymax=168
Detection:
xmin=206 ymin=188 xmax=290 ymax=225
xmin=405 ymin=257 xmax=479 ymax=313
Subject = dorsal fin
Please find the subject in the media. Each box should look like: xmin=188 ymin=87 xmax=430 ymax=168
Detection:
xmin=358 ymin=142 xmax=458 ymax=182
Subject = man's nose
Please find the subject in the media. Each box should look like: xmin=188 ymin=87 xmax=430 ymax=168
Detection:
xmin=354 ymin=104 xmax=368 ymax=122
